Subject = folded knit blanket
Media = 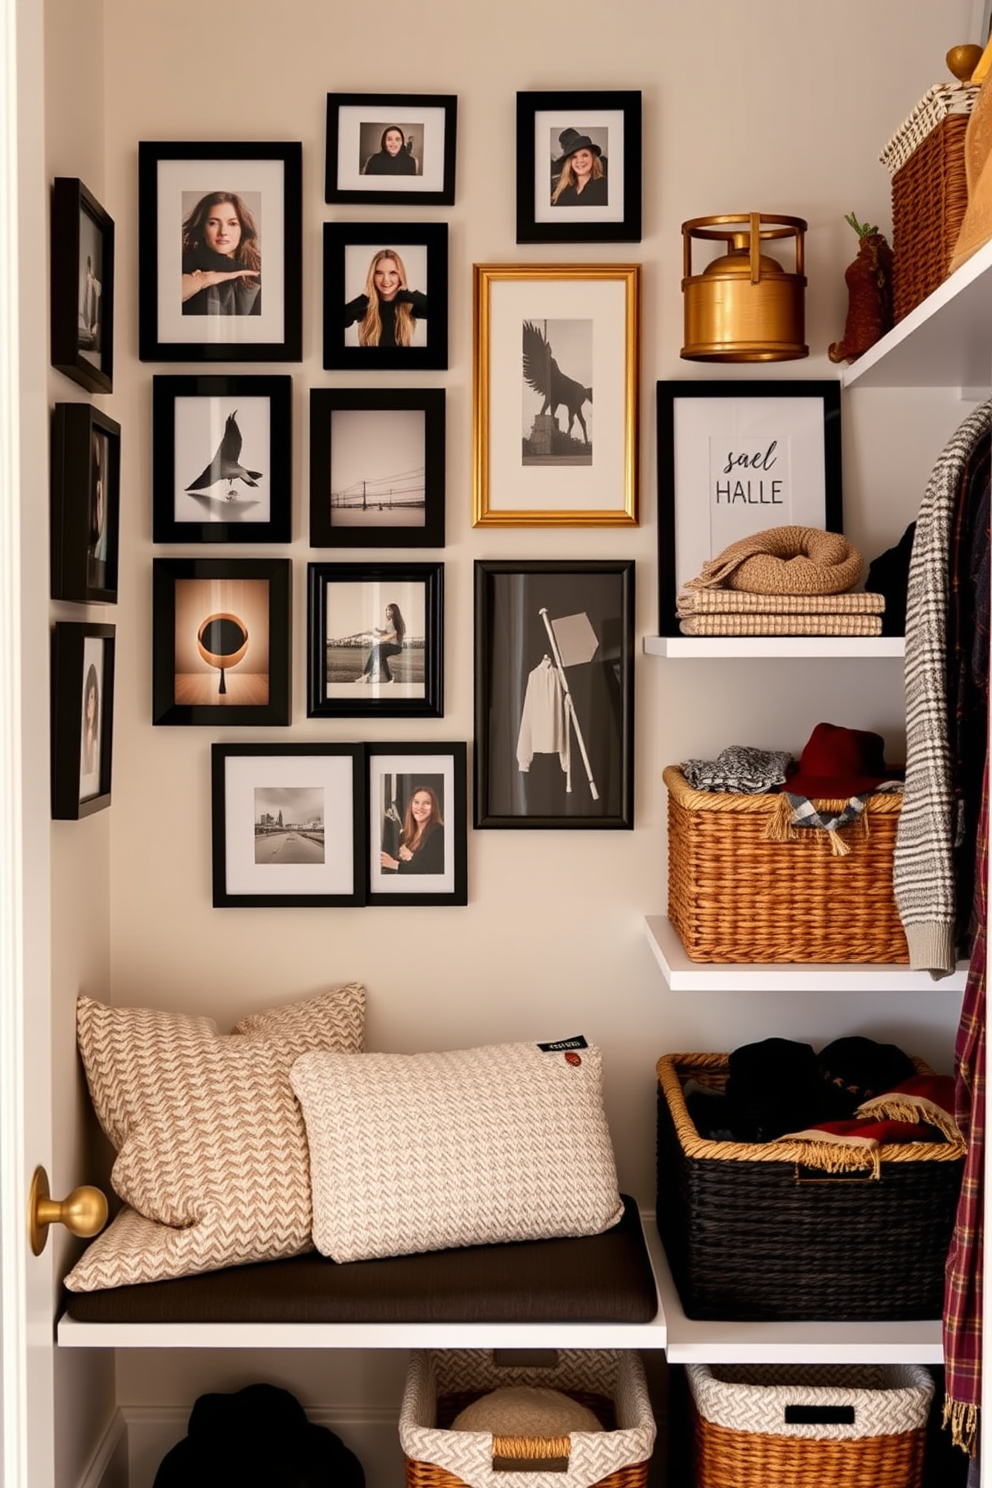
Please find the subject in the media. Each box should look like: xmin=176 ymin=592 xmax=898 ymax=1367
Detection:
xmin=677 ymin=587 xmax=885 ymax=615
xmin=680 ymin=745 xmax=793 ymax=793
xmin=679 ymin=614 xmax=883 ymax=637
xmin=687 ymin=525 xmax=864 ymax=595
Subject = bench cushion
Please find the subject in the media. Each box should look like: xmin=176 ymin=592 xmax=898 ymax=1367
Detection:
xmin=63 ymin=1194 xmax=657 ymax=1324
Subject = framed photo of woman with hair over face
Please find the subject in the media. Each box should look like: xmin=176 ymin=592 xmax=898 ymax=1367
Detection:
xmin=366 ymin=742 xmax=467 ymax=906
xmin=516 ymin=91 xmax=642 ymax=244
xmin=323 ymin=222 xmax=448 ymax=371
xmin=138 ymin=141 xmax=302 ymax=363
xmin=51 ymin=622 xmax=116 ymax=819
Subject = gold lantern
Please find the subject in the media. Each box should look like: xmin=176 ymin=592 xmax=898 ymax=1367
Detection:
xmin=681 ymin=212 xmax=808 ymax=361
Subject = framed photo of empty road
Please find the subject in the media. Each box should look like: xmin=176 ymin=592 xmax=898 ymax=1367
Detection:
xmin=472 ymin=263 xmax=640 ymax=526
xmin=211 ymin=742 xmax=365 ymax=907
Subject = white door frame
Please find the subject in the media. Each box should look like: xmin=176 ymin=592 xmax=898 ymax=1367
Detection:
xmin=0 ymin=0 xmax=57 ymax=1482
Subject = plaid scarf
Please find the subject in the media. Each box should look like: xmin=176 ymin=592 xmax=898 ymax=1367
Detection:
xmin=943 ymin=749 xmax=987 ymax=1456
xmin=783 ymin=781 xmax=903 ymax=856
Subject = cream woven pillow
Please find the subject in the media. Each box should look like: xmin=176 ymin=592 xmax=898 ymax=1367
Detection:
xmin=64 ymin=983 xmax=365 ymax=1291
xmin=289 ymin=1040 xmax=623 ymax=1263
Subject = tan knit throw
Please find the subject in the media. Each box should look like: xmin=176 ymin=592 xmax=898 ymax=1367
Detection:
xmin=687 ymin=525 xmax=864 ymax=595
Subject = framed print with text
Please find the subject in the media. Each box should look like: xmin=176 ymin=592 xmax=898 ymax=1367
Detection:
xmin=473 ymin=263 xmax=639 ymax=526
xmin=138 ymin=141 xmax=302 ymax=362
xmin=325 ymin=93 xmax=457 ymax=205
xmin=51 ymin=622 xmax=115 ymax=820
xmin=516 ymin=91 xmax=641 ymax=244
xmin=366 ymin=742 xmax=467 ymax=906
xmin=657 ymin=380 xmax=843 ymax=635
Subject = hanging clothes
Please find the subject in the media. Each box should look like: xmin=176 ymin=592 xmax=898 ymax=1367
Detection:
xmin=516 ymin=655 xmax=570 ymax=788
xmin=893 ymin=397 xmax=992 ymax=975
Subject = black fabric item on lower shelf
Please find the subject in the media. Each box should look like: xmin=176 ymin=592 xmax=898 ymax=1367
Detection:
xmin=62 ymin=1194 xmax=657 ymax=1325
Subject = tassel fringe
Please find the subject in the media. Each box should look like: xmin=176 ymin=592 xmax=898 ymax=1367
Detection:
xmin=943 ymin=1397 xmax=979 ymax=1457
xmin=763 ymin=794 xmax=870 ymax=854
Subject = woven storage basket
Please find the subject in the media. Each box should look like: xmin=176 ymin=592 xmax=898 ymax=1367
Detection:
xmin=663 ymin=766 xmax=909 ymax=963
xmin=400 ymin=1349 xmax=655 ymax=1488
xmin=656 ymin=1052 xmax=965 ymax=1321
xmin=879 ymin=83 xmax=978 ymax=323
xmin=688 ymin=1363 xmax=933 ymax=1488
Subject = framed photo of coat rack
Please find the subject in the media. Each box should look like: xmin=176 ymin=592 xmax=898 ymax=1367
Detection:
xmin=474 ymin=559 xmax=634 ymax=829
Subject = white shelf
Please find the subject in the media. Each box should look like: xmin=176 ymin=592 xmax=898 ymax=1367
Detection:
xmin=644 ymin=636 xmax=904 ymax=659
xmin=645 ymin=915 xmax=968 ymax=992
xmin=843 ymin=237 xmax=992 ymax=391
xmin=650 ymin=1232 xmax=942 ymax=1364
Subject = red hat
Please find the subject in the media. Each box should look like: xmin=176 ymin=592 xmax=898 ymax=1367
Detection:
xmin=786 ymin=722 xmax=902 ymax=800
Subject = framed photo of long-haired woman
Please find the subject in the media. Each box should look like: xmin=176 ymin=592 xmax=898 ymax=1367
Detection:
xmin=322 ymin=222 xmax=448 ymax=371
xmin=516 ymin=92 xmax=642 ymax=244
xmin=138 ymin=141 xmax=302 ymax=363
xmin=51 ymin=622 xmax=116 ymax=820
xmin=366 ymin=742 xmax=467 ymax=906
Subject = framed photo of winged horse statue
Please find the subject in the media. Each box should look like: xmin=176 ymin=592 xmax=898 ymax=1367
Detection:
xmin=471 ymin=263 xmax=640 ymax=527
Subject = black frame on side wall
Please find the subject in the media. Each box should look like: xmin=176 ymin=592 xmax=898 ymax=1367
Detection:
xmin=50 ymin=403 xmax=120 ymax=604
xmin=309 ymin=387 xmax=445 ymax=549
xmin=50 ymin=177 xmax=115 ymax=394
xmin=138 ymin=140 xmax=302 ymax=363
xmin=307 ymin=560 xmax=444 ymax=720
xmin=515 ymin=90 xmax=642 ymax=244
xmin=325 ymin=93 xmax=458 ymax=206
xmin=152 ymin=557 xmax=291 ymax=726
xmin=322 ymin=221 xmax=449 ymax=371
xmin=657 ymin=380 xmax=843 ymax=636
xmin=211 ymin=742 xmax=366 ymax=908
xmin=152 ymin=374 xmax=292 ymax=544
xmin=365 ymin=741 xmax=468 ymax=907
xmin=474 ymin=559 xmax=634 ymax=829
xmin=51 ymin=622 xmax=116 ymax=820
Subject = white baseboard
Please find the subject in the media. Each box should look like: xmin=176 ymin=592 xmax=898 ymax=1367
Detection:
xmin=76 ymin=1410 xmax=128 ymax=1488
xmin=121 ymin=1403 xmax=403 ymax=1488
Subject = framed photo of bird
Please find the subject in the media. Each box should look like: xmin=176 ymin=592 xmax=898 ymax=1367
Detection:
xmin=472 ymin=263 xmax=640 ymax=527
xmin=137 ymin=140 xmax=302 ymax=363
xmin=515 ymin=92 xmax=642 ymax=244
xmin=152 ymin=375 xmax=292 ymax=543
xmin=152 ymin=557 xmax=291 ymax=727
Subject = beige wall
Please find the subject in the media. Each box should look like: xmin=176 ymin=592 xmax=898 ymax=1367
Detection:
xmin=41 ymin=0 xmax=979 ymax=1460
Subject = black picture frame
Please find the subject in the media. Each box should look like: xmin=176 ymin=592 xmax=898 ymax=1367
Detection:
xmin=325 ymin=93 xmax=457 ymax=206
xmin=307 ymin=560 xmax=444 ymax=719
xmin=138 ymin=141 xmax=302 ymax=363
xmin=152 ymin=557 xmax=291 ymax=726
xmin=51 ymin=622 xmax=116 ymax=820
xmin=657 ymin=380 xmax=843 ymax=635
xmin=211 ymin=743 xmax=365 ymax=908
xmin=366 ymin=741 xmax=468 ymax=907
xmin=322 ymin=222 xmax=448 ymax=371
xmin=515 ymin=91 xmax=642 ymax=244
xmin=309 ymin=387 xmax=445 ymax=549
xmin=152 ymin=375 xmax=292 ymax=544
xmin=474 ymin=559 xmax=634 ymax=829
xmin=50 ymin=177 xmax=115 ymax=394
xmin=50 ymin=403 xmax=120 ymax=604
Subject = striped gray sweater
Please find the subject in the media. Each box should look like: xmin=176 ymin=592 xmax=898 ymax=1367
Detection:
xmin=893 ymin=398 xmax=992 ymax=975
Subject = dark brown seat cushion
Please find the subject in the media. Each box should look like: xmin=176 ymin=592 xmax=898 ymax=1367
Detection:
xmin=63 ymin=1195 xmax=657 ymax=1325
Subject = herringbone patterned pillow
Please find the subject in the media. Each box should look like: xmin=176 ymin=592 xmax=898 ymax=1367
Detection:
xmin=64 ymin=984 xmax=365 ymax=1291
xmin=290 ymin=1041 xmax=624 ymax=1263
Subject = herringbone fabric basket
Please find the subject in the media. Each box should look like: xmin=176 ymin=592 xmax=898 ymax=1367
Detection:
xmin=663 ymin=766 xmax=909 ymax=963
xmin=400 ymin=1349 xmax=655 ymax=1488
xmin=688 ymin=1363 xmax=933 ymax=1488
xmin=656 ymin=1053 xmax=965 ymax=1321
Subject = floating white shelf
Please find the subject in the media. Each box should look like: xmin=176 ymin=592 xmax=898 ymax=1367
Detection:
xmin=842 ymin=237 xmax=992 ymax=392
xmin=644 ymin=915 xmax=968 ymax=992
xmin=643 ymin=636 xmax=904 ymax=659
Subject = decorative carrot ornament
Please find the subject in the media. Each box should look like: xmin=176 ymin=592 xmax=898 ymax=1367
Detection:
xmin=828 ymin=212 xmax=895 ymax=362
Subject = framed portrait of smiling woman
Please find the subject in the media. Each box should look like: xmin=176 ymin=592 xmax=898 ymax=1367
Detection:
xmin=138 ymin=141 xmax=302 ymax=363
xmin=516 ymin=91 xmax=642 ymax=244
xmin=325 ymin=93 xmax=457 ymax=205
xmin=323 ymin=222 xmax=448 ymax=371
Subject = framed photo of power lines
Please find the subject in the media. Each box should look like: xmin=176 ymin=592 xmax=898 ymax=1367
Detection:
xmin=472 ymin=263 xmax=640 ymax=527
xmin=309 ymin=388 xmax=445 ymax=548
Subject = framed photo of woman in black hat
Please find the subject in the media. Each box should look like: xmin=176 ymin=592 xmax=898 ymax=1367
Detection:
xmin=516 ymin=91 xmax=641 ymax=243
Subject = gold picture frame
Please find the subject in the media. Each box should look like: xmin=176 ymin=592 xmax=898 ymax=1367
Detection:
xmin=472 ymin=263 xmax=640 ymax=527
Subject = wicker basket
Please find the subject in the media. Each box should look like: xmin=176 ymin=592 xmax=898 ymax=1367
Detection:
xmin=399 ymin=1349 xmax=656 ymax=1488
xmin=656 ymin=1052 xmax=965 ymax=1321
xmin=664 ymin=766 xmax=909 ymax=963
xmin=688 ymin=1363 xmax=933 ymax=1488
xmin=880 ymin=83 xmax=978 ymax=323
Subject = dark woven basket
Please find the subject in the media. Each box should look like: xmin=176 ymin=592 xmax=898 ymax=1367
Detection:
xmin=891 ymin=112 xmax=970 ymax=323
xmin=656 ymin=1053 xmax=964 ymax=1322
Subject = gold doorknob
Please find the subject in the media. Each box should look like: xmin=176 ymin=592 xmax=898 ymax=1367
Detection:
xmin=28 ymin=1165 xmax=108 ymax=1256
